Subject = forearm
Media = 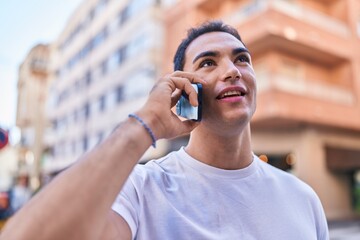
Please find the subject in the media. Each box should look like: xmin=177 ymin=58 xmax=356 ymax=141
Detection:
xmin=0 ymin=118 xmax=151 ymax=240
xmin=0 ymin=71 xmax=204 ymax=240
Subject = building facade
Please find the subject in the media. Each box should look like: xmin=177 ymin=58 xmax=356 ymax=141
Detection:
xmin=16 ymin=44 xmax=52 ymax=190
xmin=164 ymin=0 xmax=360 ymax=220
xmin=29 ymin=0 xmax=360 ymax=221
xmin=44 ymin=0 xmax=177 ymax=173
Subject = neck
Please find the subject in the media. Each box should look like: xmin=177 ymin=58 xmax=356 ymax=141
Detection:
xmin=185 ymin=124 xmax=253 ymax=170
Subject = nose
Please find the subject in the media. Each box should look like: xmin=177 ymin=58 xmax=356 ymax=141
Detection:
xmin=222 ymin=61 xmax=241 ymax=82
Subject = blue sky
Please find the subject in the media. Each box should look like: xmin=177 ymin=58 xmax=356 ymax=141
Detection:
xmin=0 ymin=0 xmax=83 ymax=139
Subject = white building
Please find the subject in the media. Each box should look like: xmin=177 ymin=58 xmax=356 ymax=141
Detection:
xmin=44 ymin=0 xmax=177 ymax=173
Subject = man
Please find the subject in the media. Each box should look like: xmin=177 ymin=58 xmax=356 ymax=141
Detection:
xmin=10 ymin=174 xmax=32 ymax=212
xmin=0 ymin=21 xmax=329 ymax=240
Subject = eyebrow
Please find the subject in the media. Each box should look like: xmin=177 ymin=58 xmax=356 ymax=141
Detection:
xmin=232 ymin=47 xmax=250 ymax=55
xmin=192 ymin=50 xmax=219 ymax=64
xmin=192 ymin=47 xmax=251 ymax=64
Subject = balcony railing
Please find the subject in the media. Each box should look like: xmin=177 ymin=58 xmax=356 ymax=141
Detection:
xmin=258 ymin=74 xmax=354 ymax=105
xmin=227 ymin=0 xmax=350 ymax=37
xmin=30 ymin=59 xmax=48 ymax=75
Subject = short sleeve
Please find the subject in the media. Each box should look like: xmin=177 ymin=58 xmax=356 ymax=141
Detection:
xmin=111 ymin=173 xmax=141 ymax=239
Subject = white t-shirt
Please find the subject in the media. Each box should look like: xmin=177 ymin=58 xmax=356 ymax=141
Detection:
xmin=112 ymin=148 xmax=329 ymax=240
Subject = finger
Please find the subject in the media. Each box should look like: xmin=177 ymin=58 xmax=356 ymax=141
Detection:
xmin=168 ymin=77 xmax=199 ymax=106
xmin=167 ymin=76 xmax=190 ymax=89
xmin=171 ymin=89 xmax=182 ymax=107
xmin=149 ymin=76 xmax=187 ymax=98
xmin=172 ymin=71 xmax=207 ymax=85
xmin=181 ymin=82 xmax=199 ymax=107
xmin=155 ymin=75 xmax=201 ymax=107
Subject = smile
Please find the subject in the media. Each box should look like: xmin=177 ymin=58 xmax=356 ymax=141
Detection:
xmin=216 ymin=87 xmax=247 ymax=100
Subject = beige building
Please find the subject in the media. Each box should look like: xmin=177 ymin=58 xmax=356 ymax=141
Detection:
xmin=45 ymin=0 xmax=178 ymax=173
xmin=0 ymin=146 xmax=18 ymax=191
xmin=164 ymin=0 xmax=360 ymax=221
xmin=16 ymin=44 xmax=52 ymax=190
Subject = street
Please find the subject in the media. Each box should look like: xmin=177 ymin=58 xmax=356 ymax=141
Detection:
xmin=329 ymin=220 xmax=360 ymax=240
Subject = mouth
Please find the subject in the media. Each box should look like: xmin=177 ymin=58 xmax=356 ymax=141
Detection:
xmin=216 ymin=87 xmax=247 ymax=100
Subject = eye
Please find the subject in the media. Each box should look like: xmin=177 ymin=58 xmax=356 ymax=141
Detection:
xmin=236 ymin=54 xmax=250 ymax=64
xmin=199 ymin=59 xmax=216 ymax=68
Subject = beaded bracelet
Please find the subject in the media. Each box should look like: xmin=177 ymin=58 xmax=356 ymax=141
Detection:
xmin=128 ymin=113 xmax=156 ymax=148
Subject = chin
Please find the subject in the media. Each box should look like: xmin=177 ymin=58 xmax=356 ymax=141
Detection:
xmin=203 ymin=107 xmax=253 ymax=123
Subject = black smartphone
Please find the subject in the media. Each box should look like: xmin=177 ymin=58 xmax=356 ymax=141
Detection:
xmin=176 ymin=83 xmax=202 ymax=121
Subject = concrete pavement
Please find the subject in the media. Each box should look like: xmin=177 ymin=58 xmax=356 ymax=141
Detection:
xmin=329 ymin=220 xmax=360 ymax=240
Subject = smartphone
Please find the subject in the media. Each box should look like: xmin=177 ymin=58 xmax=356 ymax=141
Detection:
xmin=176 ymin=83 xmax=202 ymax=121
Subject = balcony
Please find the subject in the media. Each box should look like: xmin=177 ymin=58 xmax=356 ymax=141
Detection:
xmin=30 ymin=59 xmax=48 ymax=78
xmin=252 ymin=72 xmax=359 ymax=130
xmin=226 ymin=0 xmax=352 ymax=65
xmin=228 ymin=0 xmax=349 ymax=36
xmin=259 ymin=74 xmax=354 ymax=105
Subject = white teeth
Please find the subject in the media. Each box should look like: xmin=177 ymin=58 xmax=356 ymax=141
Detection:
xmin=222 ymin=90 xmax=241 ymax=98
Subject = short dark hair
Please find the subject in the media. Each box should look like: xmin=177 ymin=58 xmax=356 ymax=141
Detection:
xmin=173 ymin=20 xmax=245 ymax=71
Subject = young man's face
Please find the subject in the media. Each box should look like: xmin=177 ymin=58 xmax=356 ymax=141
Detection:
xmin=183 ymin=31 xmax=257 ymax=128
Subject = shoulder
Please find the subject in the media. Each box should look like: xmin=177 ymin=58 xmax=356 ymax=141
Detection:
xmin=128 ymin=150 xmax=182 ymax=186
xmin=255 ymin=157 xmax=326 ymax=219
xmin=256 ymin=157 xmax=317 ymax=198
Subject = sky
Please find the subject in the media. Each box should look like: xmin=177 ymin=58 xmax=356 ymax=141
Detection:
xmin=0 ymin=0 xmax=84 ymax=142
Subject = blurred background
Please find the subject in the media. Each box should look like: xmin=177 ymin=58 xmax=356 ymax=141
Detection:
xmin=0 ymin=0 xmax=360 ymax=238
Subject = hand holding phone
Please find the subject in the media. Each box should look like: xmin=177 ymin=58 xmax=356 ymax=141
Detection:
xmin=176 ymin=83 xmax=202 ymax=121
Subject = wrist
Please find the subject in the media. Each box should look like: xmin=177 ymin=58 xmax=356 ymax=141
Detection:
xmin=128 ymin=113 xmax=156 ymax=148
xmin=134 ymin=106 xmax=166 ymax=138
xmin=111 ymin=117 xmax=153 ymax=151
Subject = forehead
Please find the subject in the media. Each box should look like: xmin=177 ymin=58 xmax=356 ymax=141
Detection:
xmin=184 ymin=32 xmax=245 ymax=65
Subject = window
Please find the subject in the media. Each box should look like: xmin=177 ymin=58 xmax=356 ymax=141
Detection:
xmin=60 ymin=22 xmax=84 ymax=51
xmin=116 ymin=86 xmax=124 ymax=103
xmin=93 ymin=26 xmax=108 ymax=48
xmin=95 ymin=0 xmax=108 ymax=15
xmin=99 ymin=95 xmax=106 ymax=112
xmin=94 ymin=43 xmax=127 ymax=73
xmin=83 ymin=135 xmax=88 ymax=151
xmin=81 ymin=40 xmax=93 ymax=59
xmin=73 ymin=109 xmax=78 ymax=123
xmin=78 ymin=107 xmax=86 ymax=122
xmin=108 ymin=52 xmax=118 ymax=71
xmin=89 ymin=8 xmax=95 ymax=21
xmin=97 ymin=132 xmax=104 ymax=144
xmin=52 ymin=119 xmax=58 ymax=130
xmin=84 ymin=102 xmax=90 ymax=120
xmin=117 ymin=46 xmax=127 ymax=65
xmin=119 ymin=6 xmax=129 ymax=25
xmin=101 ymin=58 xmax=108 ymax=75
xmin=85 ymin=70 xmax=92 ymax=86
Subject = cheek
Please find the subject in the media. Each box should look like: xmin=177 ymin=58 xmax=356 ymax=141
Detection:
xmin=243 ymin=71 xmax=257 ymax=88
xmin=198 ymin=73 xmax=213 ymax=84
xmin=201 ymin=88 xmax=213 ymax=108
xmin=201 ymin=89 xmax=217 ymax=117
